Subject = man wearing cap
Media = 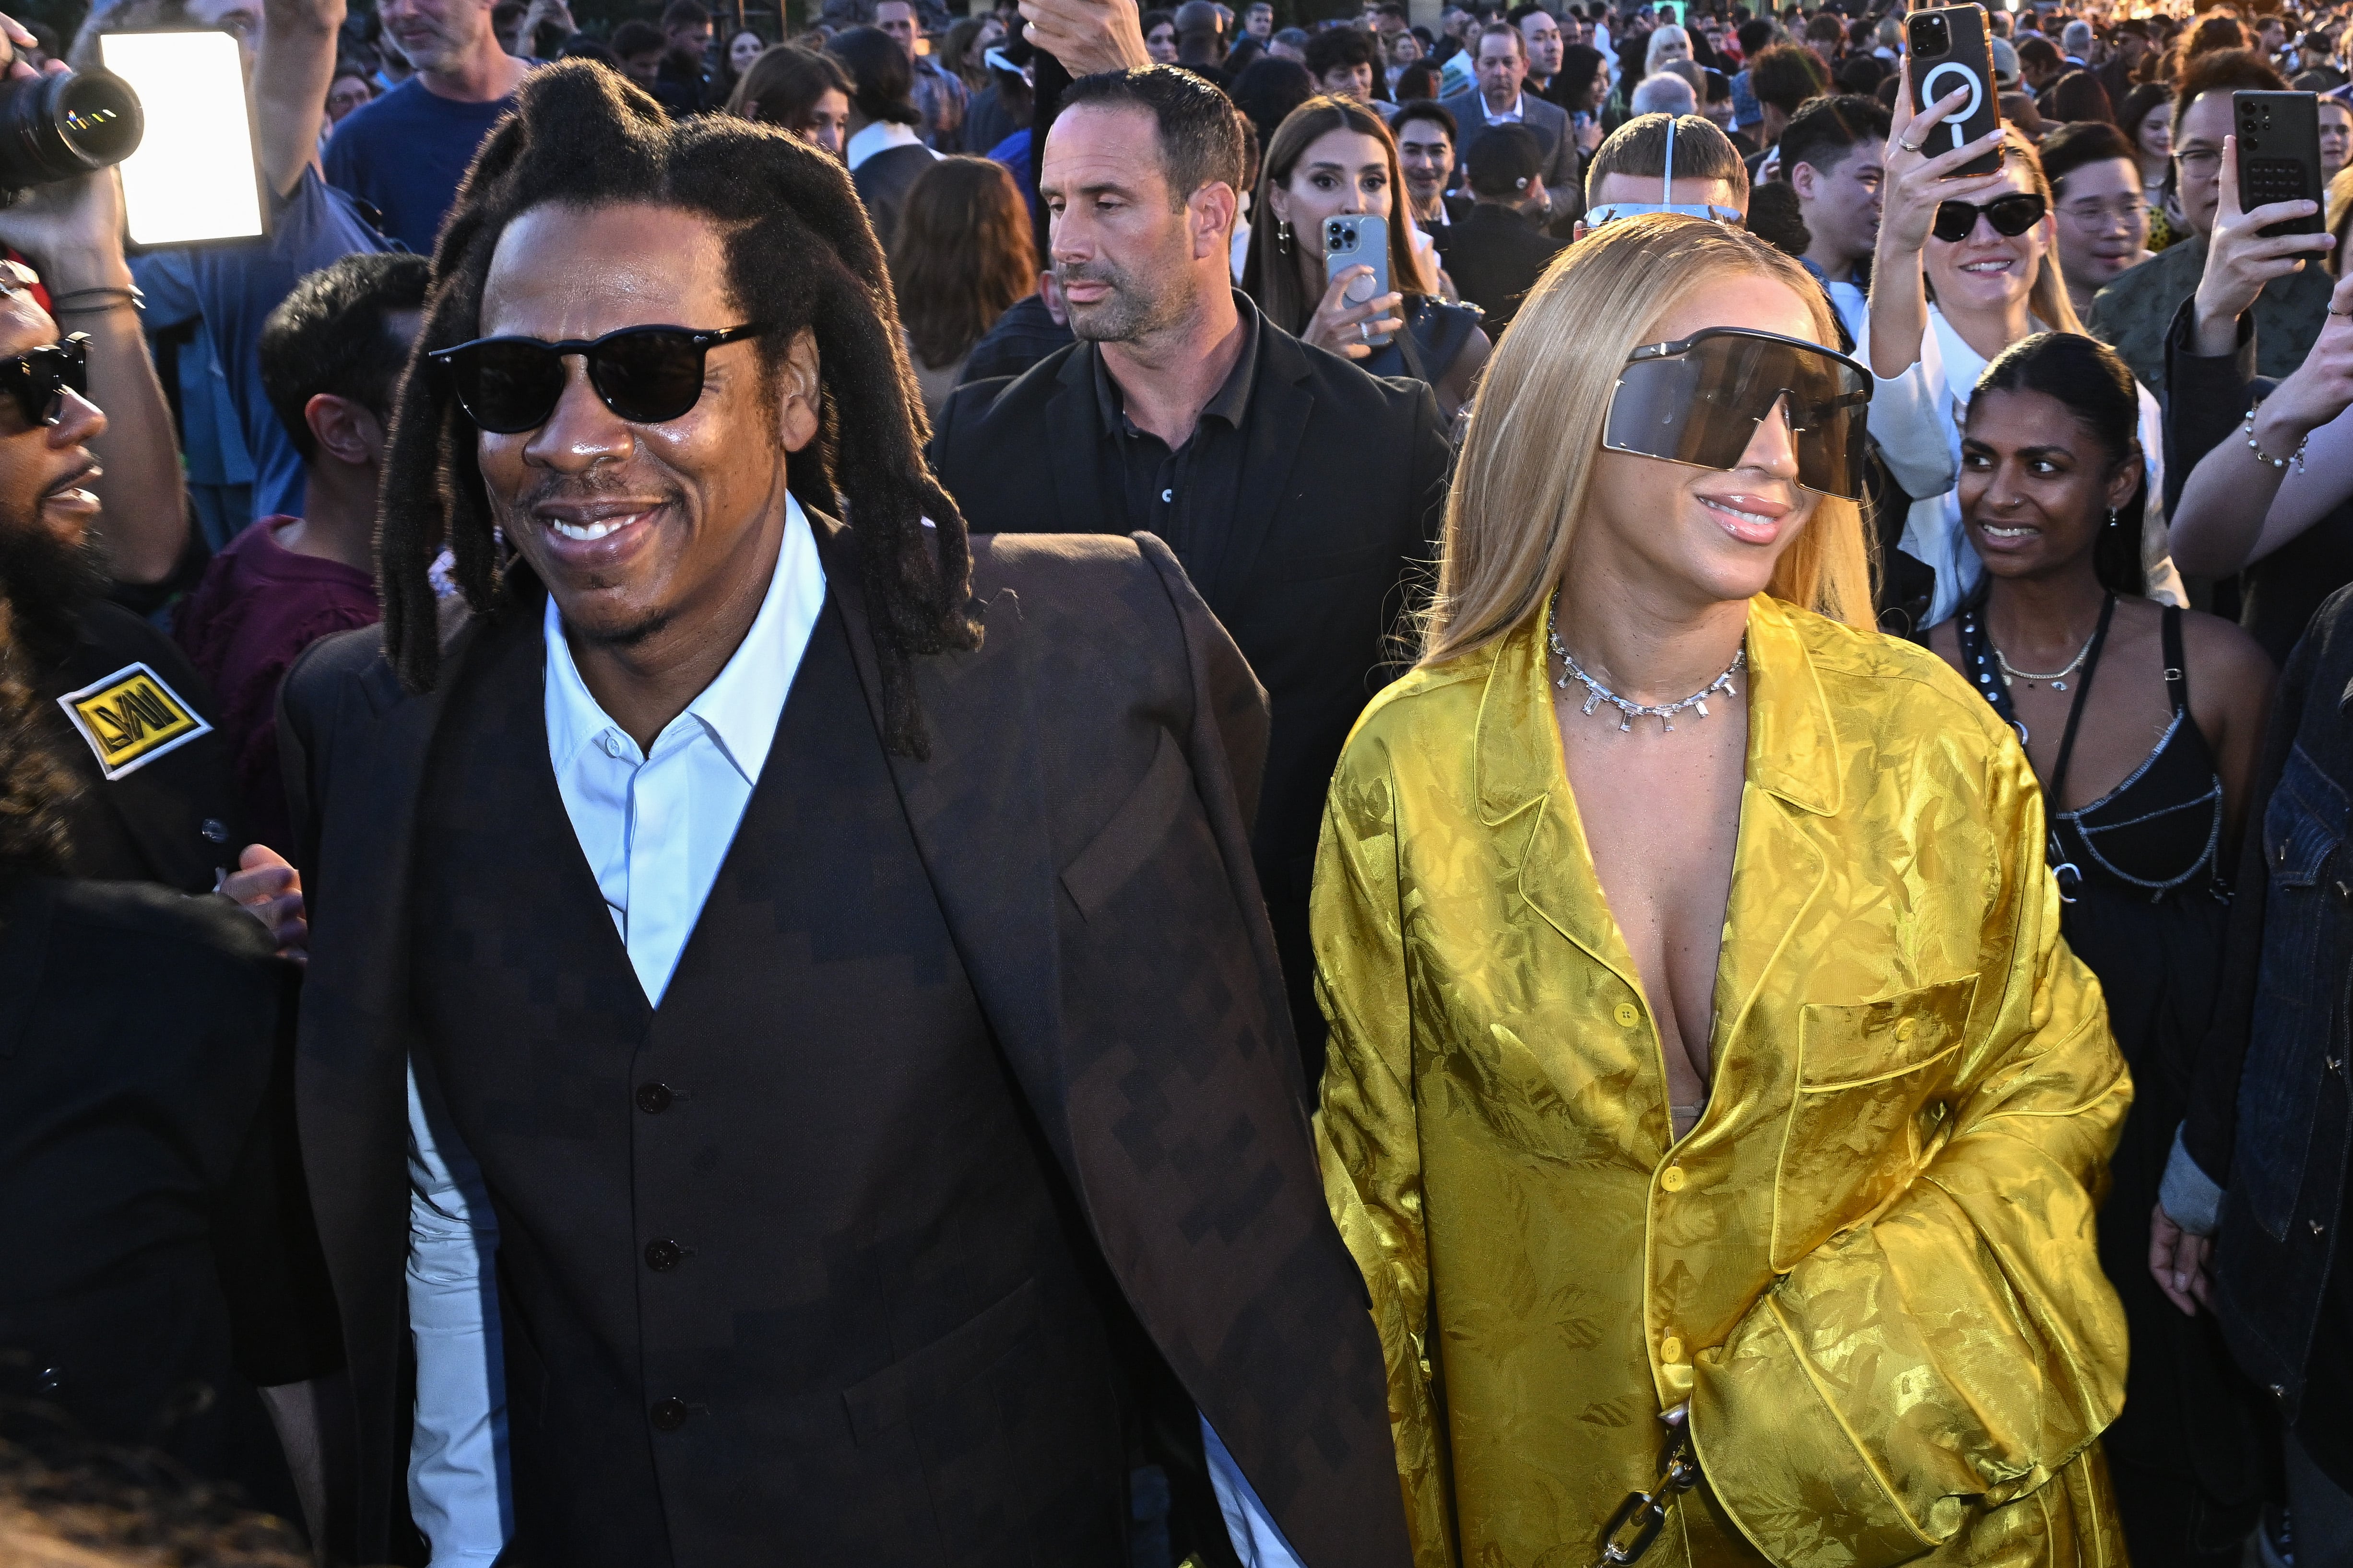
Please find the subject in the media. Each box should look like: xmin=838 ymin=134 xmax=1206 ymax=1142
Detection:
xmin=2097 ymin=20 xmax=2149 ymax=108
xmin=1431 ymin=123 xmax=1563 ymax=332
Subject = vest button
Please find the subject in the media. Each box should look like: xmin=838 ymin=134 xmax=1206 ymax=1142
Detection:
xmin=650 ymin=1397 xmax=689 ymax=1431
xmin=635 ymin=1082 xmax=674 ymax=1114
xmin=645 ymin=1238 xmax=685 ymax=1272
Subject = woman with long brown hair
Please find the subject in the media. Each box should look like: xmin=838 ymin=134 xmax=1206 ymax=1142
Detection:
xmin=1315 ymin=211 xmax=2132 ymax=1568
xmin=726 ymin=45 xmax=854 ymax=161
xmin=888 ymin=154 xmax=1036 ymax=420
xmin=1239 ymin=95 xmax=1488 ymax=419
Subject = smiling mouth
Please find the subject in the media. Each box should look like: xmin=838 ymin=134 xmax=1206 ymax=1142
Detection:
xmin=42 ymin=460 xmax=99 ymax=499
xmin=549 ymin=512 xmax=653 ymax=542
xmin=1979 ymin=521 xmax=2039 ymax=540
xmin=1960 ymin=258 xmax=2015 ymax=275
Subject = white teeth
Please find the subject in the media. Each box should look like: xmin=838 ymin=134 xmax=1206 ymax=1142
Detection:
xmin=1962 ymin=260 xmax=2011 ymax=273
xmin=550 ymin=514 xmax=638 ymax=542
xmin=1982 ymin=523 xmax=2036 ymax=538
xmin=1703 ymin=497 xmax=1771 ymax=524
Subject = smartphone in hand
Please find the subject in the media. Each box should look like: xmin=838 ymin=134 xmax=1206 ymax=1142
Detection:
xmin=1324 ymin=214 xmax=1394 ymax=348
xmin=2235 ymin=91 xmax=2327 ymax=238
xmin=1905 ymin=5 xmax=2003 ymax=178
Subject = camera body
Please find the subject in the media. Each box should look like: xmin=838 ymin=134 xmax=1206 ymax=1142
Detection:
xmin=0 ymin=70 xmax=142 ymax=201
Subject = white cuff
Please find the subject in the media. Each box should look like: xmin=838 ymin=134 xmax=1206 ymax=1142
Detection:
xmin=2160 ymin=1124 xmax=2227 ymax=1237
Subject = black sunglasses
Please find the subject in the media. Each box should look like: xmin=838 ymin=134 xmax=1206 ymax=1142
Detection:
xmin=0 ymin=334 xmax=89 ymax=428
xmin=1605 ymin=327 xmax=1874 ymax=500
xmin=429 ymin=322 xmax=769 ymax=434
xmin=1932 ymin=192 xmax=2048 ymax=244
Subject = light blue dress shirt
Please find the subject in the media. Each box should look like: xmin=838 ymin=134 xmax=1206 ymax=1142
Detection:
xmin=400 ymin=498 xmax=1298 ymax=1567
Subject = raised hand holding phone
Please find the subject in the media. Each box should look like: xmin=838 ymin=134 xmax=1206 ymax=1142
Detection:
xmin=1866 ymin=55 xmax=2010 ymax=381
xmin=2190 ymin=130 xmax=2336 ymax=356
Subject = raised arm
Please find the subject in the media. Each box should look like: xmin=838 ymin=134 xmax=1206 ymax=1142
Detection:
xmin=258 ymin=0 xmax=344 ymax=201
xmin=1866 ymin=59 xmax=2008 ymax=382
xmin=2171 ymin=270 xmax=2353 ymax=578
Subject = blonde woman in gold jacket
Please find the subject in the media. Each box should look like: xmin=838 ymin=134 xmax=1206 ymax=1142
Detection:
xmin=1314 ymin=214 xmax=2133 ymax=1568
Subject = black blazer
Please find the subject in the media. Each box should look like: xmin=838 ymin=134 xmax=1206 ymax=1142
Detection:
xmin=852 ymin=140 xmax=935 ymax=249
xmin=279 ymin=520 xmax=1411 ymax=1568
xmin=0 ymin=877 xmax=337 ymax=1515
xmin=929 ymin=321 xmax=1452 ymax=1077
xmin=1432 ymin=202 xmax=1566 ymax=330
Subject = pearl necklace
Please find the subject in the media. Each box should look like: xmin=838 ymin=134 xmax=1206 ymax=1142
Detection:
xmin=1546 ymin=593 xmax=1745 ymax=734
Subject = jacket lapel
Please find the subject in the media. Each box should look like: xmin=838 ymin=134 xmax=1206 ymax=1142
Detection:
xmin=1046 ymin=348 xmax=1111 ymax=535
xmin=811 ymin=516 xmax=1079 ymax=1153
xmin=1207 ymin=329 xmax=1314 ymax=612
xmin=1708 ymin=597 xmax=1837 ymax=1054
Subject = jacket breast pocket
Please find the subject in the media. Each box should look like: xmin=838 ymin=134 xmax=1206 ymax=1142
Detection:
xmin=1770 ymin=974 xmax=1978 ymax=1272
xmin=2239 ymin=744 xmax=2350 ymax=1237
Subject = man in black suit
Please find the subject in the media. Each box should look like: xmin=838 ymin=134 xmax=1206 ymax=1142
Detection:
xmin=1441 ymin=22 xmax=1578 ymax=205
xmin=280 ymin=63 xmax=1407 ymax=1568
xmin=931 ymin=65 xmax=1452 ymax=1084
xmin=1432 ymin=123 xmax=1564 ymax=330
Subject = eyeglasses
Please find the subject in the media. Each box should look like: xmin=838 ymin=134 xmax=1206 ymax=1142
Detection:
xmin=429 ymin=322 xmax=769 ymax=435
xmin=1931 ymin=192 xmax=2048 ymax=242
xmin=1604 ymin=327 xmax=1874 ymax=500
xmin=2174 ymin=147 xmax=2225 ymax=178
xmin=0 ymin=334 xmax=89 ymax=428
xmin=2056 ymin=196 xmax=2144 ymax=227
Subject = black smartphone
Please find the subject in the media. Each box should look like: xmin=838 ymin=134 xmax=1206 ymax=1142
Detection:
xmin=2235 ymin=91 xmax=2327 ymax=238
xmin=1905 ymin=5 xmax=2003 ymax=177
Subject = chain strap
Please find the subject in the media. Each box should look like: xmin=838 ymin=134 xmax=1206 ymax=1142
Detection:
xmin=1589 ymin=1419 xmax=1702 ymax=1568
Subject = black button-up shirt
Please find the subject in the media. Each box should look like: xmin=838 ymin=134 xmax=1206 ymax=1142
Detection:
xmin=1087 ymin=295 xmax=1263 ymax=585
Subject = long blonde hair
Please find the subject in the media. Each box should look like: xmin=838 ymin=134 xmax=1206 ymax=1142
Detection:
xmin=1420 ymin=214 xmax=1873 ymax=668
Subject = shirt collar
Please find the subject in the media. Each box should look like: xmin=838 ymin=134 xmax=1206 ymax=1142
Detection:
xmin=1088 ymin=291 xmax=1264 ymax=441
xmin=846 ymin=118 xmax=926 ymax=172
xmin=543 ymin=492 xmax=824 ymax=787
xmin=1485 ymin=91 xmax=1525 ymax=122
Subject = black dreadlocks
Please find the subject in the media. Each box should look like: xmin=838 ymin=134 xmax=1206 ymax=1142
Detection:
xmin=378 ymin=61 xmax=979 ymax=756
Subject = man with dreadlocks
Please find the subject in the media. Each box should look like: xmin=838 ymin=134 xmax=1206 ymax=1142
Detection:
xmin=277 ymin=62 xmax=1408 ymax=1568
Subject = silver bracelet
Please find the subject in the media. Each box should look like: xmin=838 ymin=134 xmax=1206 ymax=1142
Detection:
xmin=2245 ymin=401 xmax=2309 ymax=473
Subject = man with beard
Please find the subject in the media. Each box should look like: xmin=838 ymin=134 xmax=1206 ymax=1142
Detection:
xmin=929 ymin=65 xmax=1451 ymax=1085
xmin=278 ymin=63 xmax=1407 ymax=1568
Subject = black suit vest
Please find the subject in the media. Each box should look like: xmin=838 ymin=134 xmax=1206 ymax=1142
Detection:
xmin=409 ymin=597 xmax=1126 ymax=1568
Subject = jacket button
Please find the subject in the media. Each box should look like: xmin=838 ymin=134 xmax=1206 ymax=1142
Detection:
xmin=1895 ymin=1018 xmax=1917 ymax=1043
xmin=635 ymin=1082 xmax=674 ymax=1114
xmin=650 ymin=1397 xmax=689 ymax=1431
xmin=645 ymin=1238 xmax=685 ymax=1271
xmin=2313 ymin=1220 xmax=2328 ymax=1237
xmin=1660 ymin=1335 xmax=1684 ymax=1364
xmin=1660 ymin=1166 xmax=1688 ymax=1192
xmin=1614 ymin=1002 xmax=1641 ymax=1028
xmin=34 ymin=1366 xmax=60 ymax=1393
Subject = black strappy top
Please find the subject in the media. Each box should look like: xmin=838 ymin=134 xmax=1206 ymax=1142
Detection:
xmin=1957 ymin=598 xmax=2227 ymax=904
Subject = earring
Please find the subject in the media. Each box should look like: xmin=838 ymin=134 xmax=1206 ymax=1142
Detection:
xmin=2106 ymin=507 xmax=2119 ymax=528
xmin=1275 ymin=218 xmax=1293 ymax=255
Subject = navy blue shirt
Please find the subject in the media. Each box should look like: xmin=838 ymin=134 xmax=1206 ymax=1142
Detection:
xmin=134 ymin=166 xmax=390 ymax=529
xmin=325 ymin=79 xmax=514 ymax=255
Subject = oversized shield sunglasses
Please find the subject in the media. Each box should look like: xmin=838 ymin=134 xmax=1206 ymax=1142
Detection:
xmin=1602 ymin=327 xmax=1874 ymax=501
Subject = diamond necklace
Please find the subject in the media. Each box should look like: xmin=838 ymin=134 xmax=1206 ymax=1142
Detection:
xmin=1545 ymin=592 xmax=1745 ymax=734
xmin=1992 ymin=627 xmax=2096 ymax=692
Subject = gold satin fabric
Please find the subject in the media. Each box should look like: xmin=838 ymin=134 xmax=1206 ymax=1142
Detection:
xmin=1313 ymin=594 xmax=2132 ymax=1568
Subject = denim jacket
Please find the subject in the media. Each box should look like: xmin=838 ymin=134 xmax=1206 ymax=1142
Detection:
xmin=2164 ymin=585 xmax=2353 ymax=1419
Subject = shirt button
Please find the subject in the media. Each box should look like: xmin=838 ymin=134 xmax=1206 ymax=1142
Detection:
xmin=602 ymin=733 xmax=626 ymax=758
xmin=644 ymin=1238 xmax=685 ymax=1272
xmin=1660 ymin=1335 xmax=1684 ymax=1364
xmin=650 ymin=1397 xmax=690 ymax=1431
xmin=635 ymin=1082 xmax=674 ymax=1114
xmin=1660 ymin=1166 xmax=1687 ymax=1192
xmin=1895 ymin=1018 xmax=1917 ymax=1043
xmin=1614 ymin=1002 xmax=1640 ymax=1028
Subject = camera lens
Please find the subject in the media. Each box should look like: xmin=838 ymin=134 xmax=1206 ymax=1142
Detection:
xmin=0 ymin=70 xmax=142 ymax=191
xmin=1915 ymin=16 xmax=1948 ymax=52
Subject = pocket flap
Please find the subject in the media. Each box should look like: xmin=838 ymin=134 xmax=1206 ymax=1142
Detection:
xmin=1797 ymin=974 xmax=1979 ymax=1091
xmin=841 ymin=1278 xmax=1041 ymax=1443
xmin=2265 ymin=744 xmax=2349 ymax=891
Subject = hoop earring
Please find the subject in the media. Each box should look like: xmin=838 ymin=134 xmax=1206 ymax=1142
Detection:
xmin=1275 ymin=218 xmax=1293 ymax=255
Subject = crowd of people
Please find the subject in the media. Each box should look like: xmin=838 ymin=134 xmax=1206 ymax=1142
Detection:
xmin=7 ymin=0 xmax=2353 ymax=1563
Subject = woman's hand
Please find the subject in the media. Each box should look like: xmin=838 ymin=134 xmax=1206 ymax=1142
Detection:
xmin=2148 ymin=1201 xmax=2213 ymax=1317
xmin=1877 ymin=58 xmax=2010 ymax=260
xmin=1302 ymin=264 xmax=1404 ymax=362
xmin=2192 ymin=134 xmax=2340 ymax=357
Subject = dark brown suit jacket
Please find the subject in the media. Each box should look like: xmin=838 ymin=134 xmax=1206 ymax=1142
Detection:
xmin=278 ymin=516 xmax=1408 ymax=1566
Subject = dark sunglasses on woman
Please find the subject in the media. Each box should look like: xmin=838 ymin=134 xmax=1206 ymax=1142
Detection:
xmin=1603 ymin=327 xmax=1874 ymax=500
xmin=1931 ymin=192 xmax=2048 ymax=244
xmin=429 ymin=322 xmax=769 ymax=434
xmin=0 ymin=334 xmax=90 ymax=429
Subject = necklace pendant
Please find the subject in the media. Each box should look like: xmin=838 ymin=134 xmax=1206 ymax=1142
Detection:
xmin=2050 ymin=679 xmax=2066 ymax=691
xmin=1693 ymin=699 xmax=1708 ymax=718
xmin=1581 ymin=690 xmax=1601 ymax=717
xmin=1618 ymin=713 xmax=1633 ymax=733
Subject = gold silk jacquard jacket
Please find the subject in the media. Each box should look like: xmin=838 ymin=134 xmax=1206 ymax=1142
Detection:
xmin=1313 ymin=595 xmax=2133 ymax=1568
